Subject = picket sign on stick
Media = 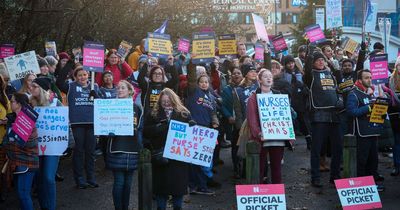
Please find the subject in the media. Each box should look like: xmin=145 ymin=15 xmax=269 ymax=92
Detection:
xmin=4 ymin=51 xmax=40 ymax=81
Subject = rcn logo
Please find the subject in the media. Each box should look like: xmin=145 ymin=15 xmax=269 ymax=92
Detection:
xmin=349 ymin=180 xmax=355 ymax=186
xmin=253 ymin=187 xmax=260 ymax=193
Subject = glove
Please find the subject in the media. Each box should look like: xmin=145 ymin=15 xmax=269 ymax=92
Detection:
xmin=89 ymin=90 xmax=98 ymax=99
xmin=361 ymin=41 xmax=366 ymax=51
xmin=188 ymin=120 xmax=197 ymax=127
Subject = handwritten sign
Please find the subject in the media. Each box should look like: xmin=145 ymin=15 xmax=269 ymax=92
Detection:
xmin=163 ymin=120 xmax=218 ymax=167
xmin=83 ymin=41 xmax=104 ymax=72
xmin=94 ymin=99 xmax=134 ymax=136
xmin=326 ymin=0 xmax=343 ymax=29
xmin=146 ymin=32 xmax=172 ymax=58
xmin=335 ymin=176 xmax=382 ymax=210
xmin=0 ymin=44 xmax=15 ymax=59
xmin=218 ymin=34 xmax=237 ymax=58
xmin=257 ymin=94 xmax=295 ymax=140
xmin=369 ymin=97 xmax=389 ymax=124
xmin=271 ymin=34 xmax=288 ymax=54
xmin=45 ymin=41 xmax=57 ymax=57
xmin=192 ymin=32 xmax=215 ymax=64
xmin=236 ymin=184 xmax=286 ymax=210
xmin=252 ymin=13 xmax=269 ymax=42
xmin=305 ymin=24 xmax=326 ymax=44
xmin=4 ymin=51 xmax=40 ymax=81
xmin=178 ymin=38 xmax=190 ymax=53
xmin=315 ymin=7 xmax=325 ymax=30
xmin=35 ymin=107 xmax=69 ymax=156
xmin=116 ymin=40 xmax=133 ymax=59
xmin=254 ymin=42 xmax=264 ymax=63
xmin=370 ymin=53 xmax=388 ymax=84
xmin=12 ymin=105 xmax=38 ymax=142
xmin=341 ymin=37 xmax=360 ymax=54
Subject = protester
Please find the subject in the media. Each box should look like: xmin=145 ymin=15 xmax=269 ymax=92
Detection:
xmin=127 ymin=39 xmax=146 ymax=71
xmin=237 ymin=42 xmax=247 ymax=58
xmin=143 ymin=88 xmax=191 ymax=210
xmin=96 ymin=49 xmax=133 ymax=87
xmin=18 ymin=73 xmax=36 ymax=97
xmin=388 ymin=61 xmax=400 ymax=176
xmin=0 ymin=75 xmax=11 ymax=202
xmin=99 ymin=71 xmax=117 ymax=99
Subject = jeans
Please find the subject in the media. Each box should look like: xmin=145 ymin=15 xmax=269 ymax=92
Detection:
xmin=112 ymin=170 xmax=134 ymax=210
xmin=72 ymin=124 xmax=96 ymax=184
xmin=189 ymin=164 xmax=208 ymax=190
xmin=37 ymin=156 xmax=59 ymax=210
xmin=357 ymin=136 xmax=379 ymax=177
xmin=14 ymin=171 xmax=35 ymax=210
xmin=156 ymin=195 xmax=183 ymax=209
xmin=393 ymin=132 xmax=400 ymax=167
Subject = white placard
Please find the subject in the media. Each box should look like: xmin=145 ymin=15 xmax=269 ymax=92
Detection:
xmin=4 ymin=51 xmax=40 ymax=81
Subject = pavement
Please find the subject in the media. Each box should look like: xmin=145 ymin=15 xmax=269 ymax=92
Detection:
xmin=1 ymin=136 xmax=399 ymax=210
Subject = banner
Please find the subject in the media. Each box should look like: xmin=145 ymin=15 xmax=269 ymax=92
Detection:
xmin=4 ymin=51 xmax=40 ymax=81
xmin=370 ymin=53 xmax=388 ymax=84
xmin=218 ymin=34 xmax=237 ymax=58
xmin=116 ymin=40 xmax=133 ymax=59
xmin=94 ymin=99 xmax=134 ymax=136
xmin=0 ymin=44 xmax=15 ymax=59
xmin=365 ymin=3 xmax=378 ymax=32
xmin=326 ymin=0 xmax=343 ymax=29
xmin=12 ymin=105 xmax=39 ymax=142
xmin=236 ymin=184 xmax=286 ymax=210
xmin=334 ymin=176 xmax=382 ymax=210
xmin=305 ymin=24 xmax=327 ymax=44
xmin=146 ymin=32 xmax=172 ymax=58
xmin=35 ymin=107 xmax=69 ymax=156
xmin=83 ymin=41 xmax=105 ymax=72
xmin=254 ymin=42 xmax=264 ymax=63
xmin=256 ymin=94 xmax=295 ymax=140
xmin=271 ymin=34 xmax=288 ymax=54
xmin=177 ymin=38 xmax=190 ymax=53
xmin=191 ymin=32 xmax=215 ymax=64
xmin=163 ymin=120 xmax=218 ymax=167
xmin=45 ymin=41 xmax=57 ymax=57
xmin=369 ymin=97 xmax=389 ymax=124
xmin=315 ymin=7 xmax=325 ymax=30
xmin=252 ymin=13 xmax=269 ymax=43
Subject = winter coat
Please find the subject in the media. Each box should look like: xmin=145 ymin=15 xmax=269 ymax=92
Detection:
xmin=95 ymin=62 xmax=133 ymax=87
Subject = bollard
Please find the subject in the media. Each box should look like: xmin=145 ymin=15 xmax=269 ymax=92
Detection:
xmin=246 ymin=141 xmax=261 ymax=184
xmin=343 ymin=134 xmax=357 ymax=178
xmin=138 ymin=149 xmax=152 ymax=210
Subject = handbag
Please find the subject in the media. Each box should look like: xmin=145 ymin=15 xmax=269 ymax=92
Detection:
xmin=151 ymin=148 xmax=169 ymax=165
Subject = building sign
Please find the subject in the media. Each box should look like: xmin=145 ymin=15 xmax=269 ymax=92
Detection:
xmin=211 ymin=0 xmax=277 ymax=13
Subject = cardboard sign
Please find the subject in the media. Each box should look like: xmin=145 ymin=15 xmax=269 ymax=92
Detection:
xmin=45 ymin=41 xmax=57 ymax=57
xmin=83 ymin=41 xmax=104 ymax=72
xmin=252 ymin=13 xmax=269 ymax=43
xmin=370 ymin=54 xmax=388 ymax=84
xmin=341 ymin=37 xmax=361 ymax=54
xmin=178 ymin=38 xmax=190 ymax=53
xmin=146 ymin=32 xmax=172 ymax=58
xmin=163 ymin=120 xmax=218 ymax=167
xmin=12 ymin=105 xmax=39 ymax=142
xmin=236 ymin=184 xmax=286 ymax=210
xmin=271 ymin=35 xmax=288 ymax=54
xmin=315 ymin=7 xmax=325 ymax=30
xmin=4 ymin=51 xmax=40 ymax=81
xmin=257 ymin=94 xmax=295 ymax=140
xmin=254 ymin=42 xmax=264 ymax=63
xmin=0 ymin=44 xmax=15 ymax=59
xmin=192 ymin=32 xmax=215 ymax=64
xmin=116 ymin=40 xmax=133 ymax=59
xmin=326 ymin=0 xmax=343 ymax=29
xmin=94 ymin=99 xmax=134 ymax=136
xmin=334 ymin=176 xmax=382 ymax=210
xmin=369 ymin=97 xmax=389 ymax=124
xmin=35 ymin=107 xmax=69 ymax=156
xmin=218 ymin=34 xmax=237 ymax=58
xmin=305 ymin=24 xmax=326 ymax=44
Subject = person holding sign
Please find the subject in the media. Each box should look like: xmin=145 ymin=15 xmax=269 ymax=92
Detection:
xmin=247 ymin=69 xmax=288 ymax=184
xmin=389 ymin=61 xmax=400 ymax=176
xmin=0 ymin=74 xmax=11 ymax=201
xmin=143 ymin=88 xmax=192 ymax=210
xmin=106 ymin=80 xmax=142 ymax=210
xmin=3 ymin=93 xmax=38 ymax=210
xmin=95 ymin=49 xmax=133 ymax=87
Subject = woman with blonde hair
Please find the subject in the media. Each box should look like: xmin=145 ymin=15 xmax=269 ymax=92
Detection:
xmin=0 ymin=74 xmax=11 ymax=201
xmin=18 ymin=73 xmax=36 ymax=97
xmin=143 ymin=88 xmax=192 ymax=210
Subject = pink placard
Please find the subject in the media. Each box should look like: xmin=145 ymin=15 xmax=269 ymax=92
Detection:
xmin=0 ymin=44 xmax=15 ymax=59
xmin=12 ymin=110 xmax=36 ymax=142
xmin=178 ymin=38 xmax=190 ymax=53
xmin=272 ymin=36 xmax=288 ymax=53
xmin=252 ymin=14 xmax=269 ymax=42
xmin=370 ymin=54 xmax=388 ymax=84
xmin=83 ymin=48 xmax=104 ymax=68
xmin=305 ymin=24 xmax=326 ymax=43
xmin=255 ymin=44 xmax=264 ymax=62
xmin=236 ymin=184 xmax=285 ymax=196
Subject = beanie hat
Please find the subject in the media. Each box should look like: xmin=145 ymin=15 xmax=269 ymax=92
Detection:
xmin=373 ymin=42 xmax=384 ymax=50
xmin=102 ymin=71 xmax=113 ymax=81
xmin=33 ymin=77 xmax=52 ymax=91
xmin=58 ymin=52 xmax=70 ymax=60
xmin=298 ymin=45 xmax=307 ymax=53
xmin=38 ymin=58 xmax=48 ymax=68
xmin=283 ymin=55 xmax=295 ymax=66
xmin=138 ymin=55 xmax=148 ymax=64
xmin=312 ymin=52 xmax=326 ymax=63
xmin=241 ymin=64 xmax=256 ymax=76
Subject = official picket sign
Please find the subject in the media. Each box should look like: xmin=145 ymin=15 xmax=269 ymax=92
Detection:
xmin=93 ymin=99 xmax=134 ymax=136
xmin=147 ymin=32 xmax=173 ymax=58
xmin=218 ymin=34 xmax=237 ymax=58
xmin=305 ymin=24 xmax=326 ymax=44
xmin=34 ymin=107 xmax=69 ymax=156
xmin=334 ymin=176 xmax=382 ymax=210
xmin=257 ymin=94 xmax=295 ymax=140
xmin=116 ymin=40 xmax=133 ymax=59
xmin=192 ymin=32 xmax=216 ymax=64
xmin=4 ymin=50 xmax=40 ymax=81
xmin=370 ymin=53 xmax=388 ymax=85
xmin=12 ymin=105 xmax=39 ymax=142
xmin=236 ymin=184 xmax=286 ymax=210
xmin=178 ymin=38 xmax=190 ymax=53
xmin=83 ymin=41 xmax=105 ymax=72
xmin=0 ymin=43 xmax=15 ymax=59
xmin=163 ymin=120 xmax=218 ymax=167
xmin=45 ymin=41 xmax=57 ymax=57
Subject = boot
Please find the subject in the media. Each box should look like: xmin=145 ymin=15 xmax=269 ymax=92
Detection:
xmin=391 ymin=166 xmax=400 ymax=176
xmin=305 ymin=135 xmax=311 ymax=150
xmin=319 ymin=156 xmax=330 ymax=172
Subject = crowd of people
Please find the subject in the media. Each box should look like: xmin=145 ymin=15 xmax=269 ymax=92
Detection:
xmin=0 ymin=36 xmax=399 ymax=210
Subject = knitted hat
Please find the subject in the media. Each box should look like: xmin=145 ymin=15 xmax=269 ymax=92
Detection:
xmin=37 ymin=58 xmax=48 ymax=68
xmin=241 ymin=64 xmax=256 ymax=76
xmin=58 ymin=52 xmax=70 ymax=60
xmin=102 ymin=71 xmax=113 ymax=81
xmin=138 ymin=55 xmax=148 ymax=64
xmin=373 ymin=42 xmax=384 ymax=50
xmin=283 ymin=55 xmax=295 ymax=66
xmin=33 ymin=77 xmax=52 ymax=91
xmin=312 ymin=52 xmax=326 ymax=63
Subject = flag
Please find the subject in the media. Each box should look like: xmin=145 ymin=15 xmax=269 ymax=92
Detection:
xmin=154 ymin=20 xmax=168 ymax=34
xmin=364 ymin=0 xmax=372 ymax=24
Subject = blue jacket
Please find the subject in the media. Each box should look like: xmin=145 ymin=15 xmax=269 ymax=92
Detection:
xmin=186 ymin=87 xmax=217 ymax=127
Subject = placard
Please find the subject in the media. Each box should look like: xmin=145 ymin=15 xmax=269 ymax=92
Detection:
xmin=271 ymin=34 xmax=288 ymax=54
xmin=4 ymin=51 xmax=40 ymax=81
xmin=252 ymin=13 xmax=269 ymax=43
xmin=163 ymin=120 xmax=218 ymax=167
xmin=83 ymin=41 xmax=105 ymax=72
xmin=341 ymin=37 xmax=360 ymax=54
xmin=12 ymin=105 xmax=39 ymax=142
xmin=192 ymin=32 xmax=215 ymax=64
xmin=72 ymin=47 xmax=82 ymax=63
xmin=94 ymin=99 xmax=134 ymax=136
xmin=35 ymin=107 xmax=69 ymax=156
xmin=370 ymin=53 xmax=388 ymax=84
xmin=256 ymin=94 xmax=295 ymax=140
xmin=177 ymin=38 xmax=190 ymax=53
xmin=146 ymin=32 xmax=172 ymax=58
xmin=315 ymin=7 xmax=325 ymax=30
xmin=369 ymin=97 xmax=389 ymax=124
xmin=0 ymin=44 xmax=15 ymax=59
xmin=305 ymin=24 xmax=326 ymax=44
xmin=326 ymin=0 xmax=343 ymax=29
xmin=334 ymin=176 xmax=382 ymax=210
xmin=116 ymin=40 xmax=133 ymax=59
xmin=236 ymin=184 xmax=286 ymax=210
xmin=45 ymin=41 xmax=57 ymax=57
xmin=218 ymin=34 xmax=237 ymax=58
xmin=254 ymin=42 xmax=264 ymax=63
xmin=365 ymin=3 xmax=378 ymax=33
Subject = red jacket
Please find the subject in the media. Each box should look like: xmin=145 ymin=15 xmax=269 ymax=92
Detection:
xmin=246 ymin=91 xmax=262 ymax=142
xmin=96 ymin=62 xmax=133 ymax=86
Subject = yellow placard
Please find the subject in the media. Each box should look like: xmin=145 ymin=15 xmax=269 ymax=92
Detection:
xmin=218 ymin=39 xmax=237 ymax=55
xmin=192 ymin=39 xmax=215 ymax=59
xmin=148 ymin=38 xmax=172 ymax=55
xmin=369 ymin=103 xmax=388 ymax=124
xmin=344 ymin=38 xmax=359 ymax=53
